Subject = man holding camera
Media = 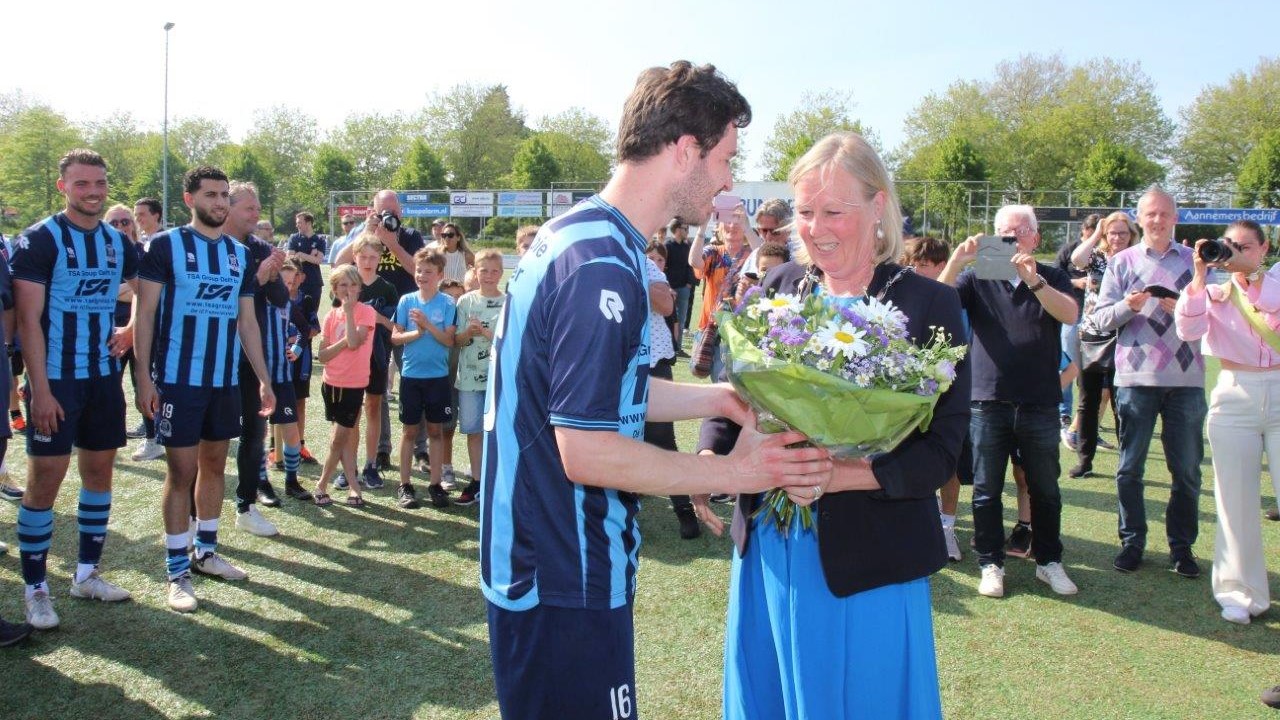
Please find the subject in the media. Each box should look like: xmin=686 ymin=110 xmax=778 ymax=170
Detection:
xmin=1089 ymin=186 xmax=1206 ymax=578
xmin=334 ymin=190 xmax=425 ymax=474
xmin=939 ymin=205 xmax=1080 ymax=599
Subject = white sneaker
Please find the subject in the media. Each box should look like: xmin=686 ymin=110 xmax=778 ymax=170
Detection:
xmin=943 ymin=525 xmax=962 ymax=562
xmin=25 ymin=589 xmax=60 ymax=629
xmin=235 ymin=507 xmax=279 ymax=537
xmin=193 ymin=552 xmax=248 ymax=581
xmin=1035 ymin=562 xmax=1079 ymax=595
xmin=1221 ymin=606 xmax=1251 ymax=625
xmin=167 ymin=573 xmax=197 ymax=613
xmin=440 ymin=464 xmax=457 ymax=491
xmin=69 ymin=570 xmax=131 ymax=602
xmin=978 ymin=565 xmax=1005 ymax=598
xmin=131 ymin=438 xmax=164 ymax=461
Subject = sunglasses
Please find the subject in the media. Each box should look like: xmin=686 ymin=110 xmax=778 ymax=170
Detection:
xmin=757 ymin=227 xmax=786 ymax=238
xmin=341 ymin=220 xmax=357 ymax=227
xmin=108 ymin=218 xmax=133 ymax=228
xmin=440 ymin=232 xmax=458 ymax=239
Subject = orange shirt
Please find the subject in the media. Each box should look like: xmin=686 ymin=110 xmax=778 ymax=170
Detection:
xmin=321 ymin=302 xmax=376 ymax=388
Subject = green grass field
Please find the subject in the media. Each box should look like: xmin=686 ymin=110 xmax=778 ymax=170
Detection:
xmin=1 ymin=299 xmax=1279 ymax=718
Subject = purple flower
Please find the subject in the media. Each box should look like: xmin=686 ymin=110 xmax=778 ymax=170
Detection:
xmin=776 ymin=327 xmax=811 ymax=347
xmin=936 ymin=360 xmax=955 ymax=380
xmin=735 ymin=285 xmax=765 ymax=313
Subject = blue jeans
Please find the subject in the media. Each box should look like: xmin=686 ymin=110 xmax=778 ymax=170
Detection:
xmin=970 ymin=402 xmax=1063 ymax=567
xmin=673 ymin=285 xmax=692 ymax=347
xmin=1060 ymin=323 xmax=1078 ymax=420
xmin=1114 ymin=386 xmax=1207 ymax=556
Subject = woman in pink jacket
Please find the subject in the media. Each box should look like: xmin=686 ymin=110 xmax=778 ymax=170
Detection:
xmin=1174 ymin=220 xmax=1280 ymax=625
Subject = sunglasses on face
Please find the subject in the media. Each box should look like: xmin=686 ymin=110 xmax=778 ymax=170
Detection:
xmin=341 ymin=220 xmax=356 ymax=227
xmin=108 ymin=218 xmax=133 ymax=228
xmin=757 ymin=227 xmax=786 ymax=238
xmin=441 ymin=232 xmax=458 ymax=239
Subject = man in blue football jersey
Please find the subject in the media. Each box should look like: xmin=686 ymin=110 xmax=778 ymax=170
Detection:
xmin=10 ymin=149 xmax=140 ymax=630
xmin=480 ymin=62 xmax=832 ymax=720
xmin=132 ymin=166 xmax=276 ymax=614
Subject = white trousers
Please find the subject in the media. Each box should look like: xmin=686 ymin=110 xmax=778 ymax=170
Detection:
xmin=1207 ymin=368 xmax=1280 ymax=616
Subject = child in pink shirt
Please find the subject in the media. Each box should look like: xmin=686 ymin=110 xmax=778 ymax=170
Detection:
xmin=315 ymin=265 xmax=376 ymax=507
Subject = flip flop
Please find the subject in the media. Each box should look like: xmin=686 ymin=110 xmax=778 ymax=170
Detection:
xmin=313 ymin=493 xmax=333 ymax=507
xmin=346 ymin=495 xmax=365 ymax=507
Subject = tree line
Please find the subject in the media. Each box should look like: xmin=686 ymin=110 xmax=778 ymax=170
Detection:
xmin=2 ymin=55 xmax=1279 ymax=238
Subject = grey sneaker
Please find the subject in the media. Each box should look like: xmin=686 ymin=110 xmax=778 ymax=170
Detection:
xmin=126 ymin=420 xmax=148 ymax=439
xmin=235 ymin=506 xmax=279 ymax=537
xmin=943 ymin=524 xmax=962 ymax=562
xmin=130 ymin=438 xmax=164 ymax=461
xmin=69 ymin=570 xmax=132 ymax=602
xmin=167 ymin=573 xmax=197 ymax=613
xmin=1035 ymin=562 xmax=1078 ymax=595
xmin=193 ymin=552 xmax=248 ymax=581
xmin=441 ymin=464 xmax=457 ymax=491
xmin=25 ymin=589 xmax=59 ymax=629
xmin=0 ymin=482 xmax=23 ymax=501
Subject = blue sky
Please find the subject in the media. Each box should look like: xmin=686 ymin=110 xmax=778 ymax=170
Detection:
xmin=6 ymin=0 xmax=1275 ymax=178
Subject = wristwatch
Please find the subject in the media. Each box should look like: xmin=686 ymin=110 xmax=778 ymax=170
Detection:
xmin=1027 ymin=275 xmax=1047 ymax=293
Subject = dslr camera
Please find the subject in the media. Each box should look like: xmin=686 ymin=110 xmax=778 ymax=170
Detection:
xmin=1197 ymin=237 xmax=1235 ymax=264
xmin=373 ymin=210 xmax=401 ymax=233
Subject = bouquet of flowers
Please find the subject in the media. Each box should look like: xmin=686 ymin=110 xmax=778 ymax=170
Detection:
xmin=720 ymin=285 xmax=967 ymax=533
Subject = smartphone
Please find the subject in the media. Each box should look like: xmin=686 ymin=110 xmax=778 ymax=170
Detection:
xmin=974 ymin=235 xmax=1018 ymax=281
xmin=713 ymin=193 xmax=741 ymax=222
xmin=1144 ymin=284 xmax=1179 ymax=300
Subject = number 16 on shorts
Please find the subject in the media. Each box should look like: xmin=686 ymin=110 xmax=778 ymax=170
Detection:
xmin=608 ymin=684 xmax=632 ymax=719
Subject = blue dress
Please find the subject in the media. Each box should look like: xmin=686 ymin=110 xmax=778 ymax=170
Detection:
xmin=723 ymin=516 xmax=943 ymax=719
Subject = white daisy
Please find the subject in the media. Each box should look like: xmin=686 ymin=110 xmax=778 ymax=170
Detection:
xmin=812 ymin=320 xmax=870 ymax=358
xmin=856 ymin=297 xmax=907 ymax=330
xmin=754 ymin=293 xmax=805 ymax=317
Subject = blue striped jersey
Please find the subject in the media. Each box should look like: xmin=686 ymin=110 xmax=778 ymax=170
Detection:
xmin=237 ymin=234 xmax=291 ymax=383
xmin=139 ymin=226 xmax=255 ymax=387
xmin=480 ymin=195 xmax=651 ymax=612
xmin=264 ymin=300 xmax=295 ymax=384
xmin=10 ymin=213 xmax=139 ymax=380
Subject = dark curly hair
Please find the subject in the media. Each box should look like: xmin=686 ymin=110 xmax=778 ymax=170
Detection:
xmin=616 ymin=61 xmax=751 ymax=163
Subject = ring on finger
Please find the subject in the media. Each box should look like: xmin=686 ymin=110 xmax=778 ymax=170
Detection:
xmin=812 ymin=485 xmax=822 ymax=500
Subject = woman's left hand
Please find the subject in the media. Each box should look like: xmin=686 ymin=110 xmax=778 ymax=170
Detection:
xmin=781 ymin=462 xmax=834 ymax=507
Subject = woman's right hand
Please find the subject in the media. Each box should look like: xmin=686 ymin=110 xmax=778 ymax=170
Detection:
xmin=1189 ymin=238 xmax=1211 ymax=293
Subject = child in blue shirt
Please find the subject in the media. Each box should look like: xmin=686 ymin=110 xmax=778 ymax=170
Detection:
xmin=391 ymin=249 xmax=456 ymax=509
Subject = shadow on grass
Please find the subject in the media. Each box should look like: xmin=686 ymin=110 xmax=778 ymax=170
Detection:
xmin=1 ymin=503 xmax=494 ymax=720
xmin=935 ymin=517 xmax=1280 ymax=657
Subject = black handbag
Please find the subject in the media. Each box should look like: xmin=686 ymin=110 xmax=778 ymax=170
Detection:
xmin=1078 ymin=328 xmax=1116 ymax=372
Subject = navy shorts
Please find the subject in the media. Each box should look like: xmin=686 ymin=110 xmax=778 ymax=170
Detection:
xmin=269 ymin=381 xmax=299 ymax=426
xmin=322 ymin=383 xmax=364 ymax=428
xmin=367 ymin=354 xmax=388 ymax=396
xmin=292 ymin=375 xmax=311 ymax=400
xmin=154 ymin=383 xmax=242 ymax=448
xmin=26 ymin=376 xmax=126 ymax=456
xmin=399 ymin=376 xmax=453 ymax=426
xmin=488 ymin=601 xmax=637 ymax=720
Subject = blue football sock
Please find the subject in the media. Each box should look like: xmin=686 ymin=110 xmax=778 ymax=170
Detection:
xmin=17 ymin=505 xmax=54 ymax=593
xmin=283 ymin=443 xmax=301 ymax=484
xmin=77 ymin=488 xmax=112 ymax=573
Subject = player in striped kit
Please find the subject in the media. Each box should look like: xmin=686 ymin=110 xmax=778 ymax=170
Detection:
xmin=133 ymin=166 xmax=275 ymax=613
xmin=10 ymin=149 xmax=140 ymax=630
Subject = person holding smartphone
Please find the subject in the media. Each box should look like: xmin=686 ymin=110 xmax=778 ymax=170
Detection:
xmin=687 ymin=198 xmax=762 ymax=380
xmin=1174 ymin=220 xmax=1280 ymax=624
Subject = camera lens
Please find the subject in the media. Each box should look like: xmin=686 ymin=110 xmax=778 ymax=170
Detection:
xmin=1197 ymin=238 xmax=1234 ymax=264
